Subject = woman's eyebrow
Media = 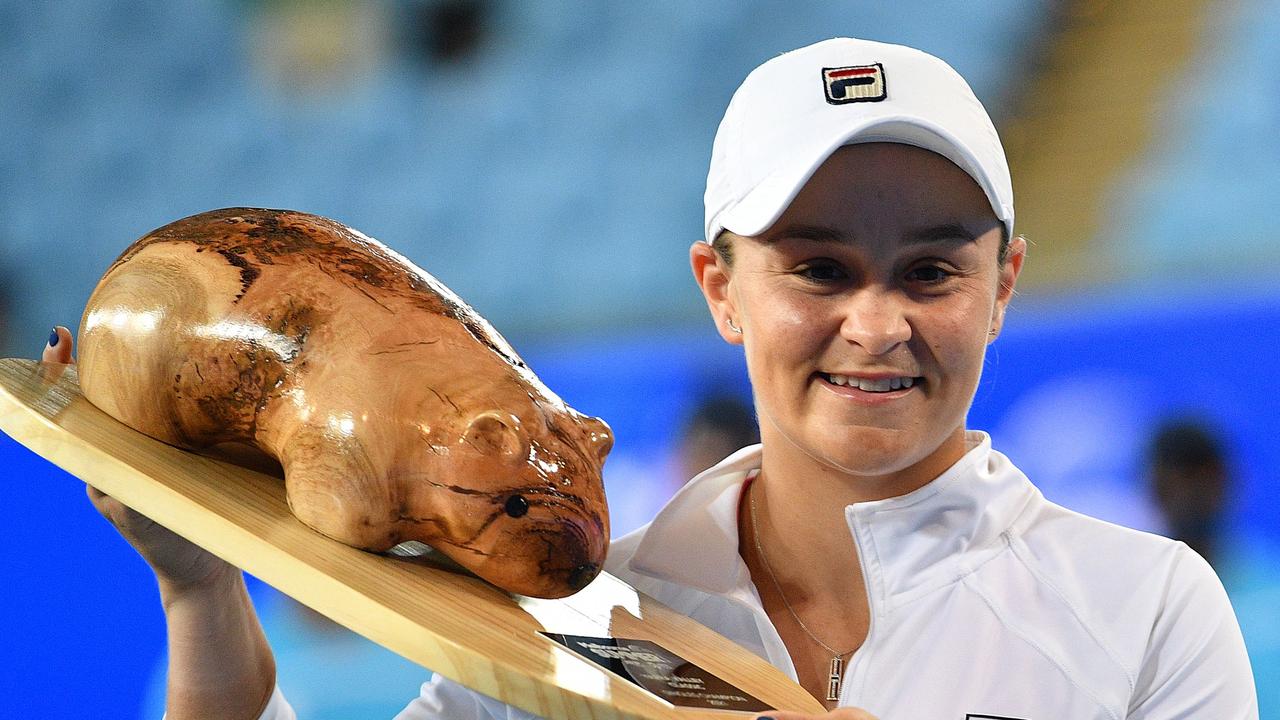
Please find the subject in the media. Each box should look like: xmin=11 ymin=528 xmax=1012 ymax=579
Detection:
xmin=904 ymin=222 xmax=977 ymax=245
xmin=762 ymin=224 xmax=843 ymax=244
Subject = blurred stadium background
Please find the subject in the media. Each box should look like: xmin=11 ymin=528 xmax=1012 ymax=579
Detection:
xmin=2 ymin=0 xmax=1277 ymax=717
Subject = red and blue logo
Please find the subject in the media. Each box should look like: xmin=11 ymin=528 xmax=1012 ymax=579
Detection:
xmin=822 ymin=63 xmax=887 ymax=105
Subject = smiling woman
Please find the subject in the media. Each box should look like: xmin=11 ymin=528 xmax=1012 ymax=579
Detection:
xmin=694 ymin=143 xmax=1022 ymax=501
xmin=43 ymin=36 xmax=1258 ymax=720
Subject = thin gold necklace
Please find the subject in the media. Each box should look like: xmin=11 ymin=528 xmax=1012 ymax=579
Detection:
xmin=749 ymin=480 xmax=855 ymax=703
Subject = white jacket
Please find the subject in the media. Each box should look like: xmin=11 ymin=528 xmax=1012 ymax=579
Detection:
xmin=258 ymin=432 xmax=1257 ymax=719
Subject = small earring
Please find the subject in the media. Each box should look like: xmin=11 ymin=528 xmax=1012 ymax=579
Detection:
xmin=727 ymin=318 xmax=743 ymax=334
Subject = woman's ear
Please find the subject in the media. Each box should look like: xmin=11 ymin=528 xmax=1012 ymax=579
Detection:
xmin=690 ymin=241 xmax=743 ymax=346
xmin=989 ymin=234 xmax=1027 ymax=342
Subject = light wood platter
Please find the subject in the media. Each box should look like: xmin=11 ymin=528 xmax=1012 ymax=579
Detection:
xmin=0 ymin=358 xmax=822 ymax=719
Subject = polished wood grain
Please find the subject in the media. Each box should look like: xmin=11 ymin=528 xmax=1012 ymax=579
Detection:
xmin=0 ymin=358 xmax=825 ymax=719
xmin=76 ymin=208 xmax=612 ymax=598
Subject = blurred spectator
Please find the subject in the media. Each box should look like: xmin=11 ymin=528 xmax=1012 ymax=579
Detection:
xmin=676 ymin=393 xmax=759 ymax=483
xmin=1146 ymin=418 xmax=1279 ymax=717
xmin=403 ymin=0 xmax=490 ymax=64
xmin=1147 ymin=420 xmax=1230 ymax=566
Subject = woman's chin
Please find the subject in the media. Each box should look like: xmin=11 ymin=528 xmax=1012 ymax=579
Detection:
xmin=791 ymin=427 xmax=949 ymax=481
xmin=761 ymin=413 xmax=963 ymax=485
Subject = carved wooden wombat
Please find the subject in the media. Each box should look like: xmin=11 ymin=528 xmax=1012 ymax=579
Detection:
xmin=77 ymin=208 xmax=612 ymax=598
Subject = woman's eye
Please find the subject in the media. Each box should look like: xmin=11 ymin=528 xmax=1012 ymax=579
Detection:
xmin=797 ymin=262 xmax=846 ymax=282
xmin=905 ymin=265 xmax=952 ymax=284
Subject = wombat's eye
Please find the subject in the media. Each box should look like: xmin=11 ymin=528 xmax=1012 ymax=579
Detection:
xmin=504 ymin=494 xmax=529 ymax=518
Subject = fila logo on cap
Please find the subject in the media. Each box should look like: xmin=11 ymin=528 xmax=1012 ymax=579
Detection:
xmin=822 ymin=63 xmax=887 ymax=105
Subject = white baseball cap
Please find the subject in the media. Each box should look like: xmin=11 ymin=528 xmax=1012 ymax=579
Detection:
xmin=704 ymin=37 xmax=1014 ymax=244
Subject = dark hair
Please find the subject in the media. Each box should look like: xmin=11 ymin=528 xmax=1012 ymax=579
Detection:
xmin=711 ymin=231 xmax=736 ymax=265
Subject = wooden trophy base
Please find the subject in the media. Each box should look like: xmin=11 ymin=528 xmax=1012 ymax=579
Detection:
xmin=0 ymin=358 xmax=822 ymax=719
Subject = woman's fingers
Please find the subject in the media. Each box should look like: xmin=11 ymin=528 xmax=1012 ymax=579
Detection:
xmin=756 ymin=709 xmax=879 ymax=720
xmin=83 ymin=483 xmax=234 ymax=590
xmin=85 ymin=484 xmax=154 ymax=539
xmin=42 ymin=326 xmax=75 ymax=364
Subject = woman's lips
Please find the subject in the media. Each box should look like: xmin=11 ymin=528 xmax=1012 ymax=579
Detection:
xmin=815 ymin=372 xmax=923 ymax=402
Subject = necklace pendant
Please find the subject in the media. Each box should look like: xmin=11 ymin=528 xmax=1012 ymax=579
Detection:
xmin=827 ymin=655 xmax=843 ymax=702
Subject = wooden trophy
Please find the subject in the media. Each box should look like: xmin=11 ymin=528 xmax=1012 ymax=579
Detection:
xmin=0 ymin=209 xmax=822 ymax=719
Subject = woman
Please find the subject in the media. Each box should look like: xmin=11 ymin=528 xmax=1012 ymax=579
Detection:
xmin=42 ymin=37 xmax=1256 ymax=719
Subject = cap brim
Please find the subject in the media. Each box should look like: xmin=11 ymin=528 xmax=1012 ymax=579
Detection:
xmin=715 ymin=115 xmax=1012 ymax=240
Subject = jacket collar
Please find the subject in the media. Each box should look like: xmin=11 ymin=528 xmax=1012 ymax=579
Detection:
xmin=626 ymin=432 xmax=1038 ymax=601
xmin=625 ymin=443 xmax=763 ymax=597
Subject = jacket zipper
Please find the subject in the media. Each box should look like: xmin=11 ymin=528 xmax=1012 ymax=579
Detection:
xmin=839 ymin=505 xmax=879 ymax=707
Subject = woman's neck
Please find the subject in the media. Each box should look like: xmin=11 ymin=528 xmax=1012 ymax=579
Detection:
xmin=742 ymin=427 xmax=970 ymax=595
xmin=737 ymin=460 xmax=871 ymax=703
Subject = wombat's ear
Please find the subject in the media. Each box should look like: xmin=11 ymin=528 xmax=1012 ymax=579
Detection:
xmin=464 ymin=411 xmax=528 ymax=460
xmin=583 ymin=416 xmax=613 ymax=462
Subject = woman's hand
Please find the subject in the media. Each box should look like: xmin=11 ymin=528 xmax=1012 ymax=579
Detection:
xmin=42 ymin=325 xmax=234 ymax=593
xmin=43 ymin=325 xmax=276 ymax=717
xmin=757 ymin=710 xmax=879 ymax=720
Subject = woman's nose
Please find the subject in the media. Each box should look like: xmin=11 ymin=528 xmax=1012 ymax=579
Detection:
xmin=838 ymin=288 xmax=911 ymax=355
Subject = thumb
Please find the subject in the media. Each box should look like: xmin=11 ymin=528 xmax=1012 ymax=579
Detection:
xmin=42 ymin=326 xmax=76 ymax=365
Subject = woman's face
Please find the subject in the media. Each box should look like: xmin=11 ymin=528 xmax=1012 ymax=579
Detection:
xmin=694 ymin=143 xmax=1025 ymax=486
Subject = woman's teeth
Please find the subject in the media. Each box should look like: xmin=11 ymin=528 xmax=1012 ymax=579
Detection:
xmin=824 ymin=374 xmax=916 ymax=392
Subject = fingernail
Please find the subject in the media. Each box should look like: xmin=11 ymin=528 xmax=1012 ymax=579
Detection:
xmin=756 ymin=717 xmax=777 ymax=720
xmin=48 ymin=328 xmax=59 ymax=347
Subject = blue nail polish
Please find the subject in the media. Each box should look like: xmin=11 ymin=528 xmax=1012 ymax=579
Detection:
xmin=48 ymin=329 xmax=59 ymax=347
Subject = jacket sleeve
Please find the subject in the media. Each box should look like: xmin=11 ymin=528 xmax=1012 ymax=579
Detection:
xmin=393 ymin=675 xmax=546 ymax=720
xmin=164 ymin=685 xmax=297 ymax=720
xmin=253 ymin=686 xmax=297 ymax=720
xmin=1127 ymin=544 xmax=1258 ymax=719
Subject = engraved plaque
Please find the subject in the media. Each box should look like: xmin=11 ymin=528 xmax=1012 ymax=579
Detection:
xmin=543 ymin=633 xmax=771 ymax=713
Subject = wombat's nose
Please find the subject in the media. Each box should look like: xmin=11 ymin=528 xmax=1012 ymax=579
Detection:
xmin=568 ymin=562 xmax=598 ymax=591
